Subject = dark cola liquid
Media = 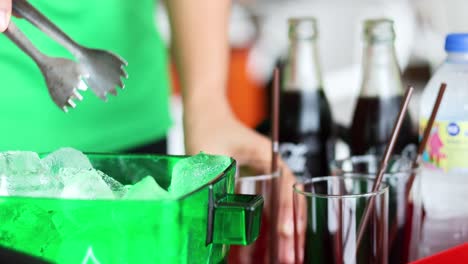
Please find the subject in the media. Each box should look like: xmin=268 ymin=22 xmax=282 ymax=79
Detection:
xmin=388 ymin=198 xmax=415 ymax=264
xmin=301 ymin=187 xmax=387 ymax=264
xmin=350 ymin=96 xmax=417 ymax=156
xmin=279 ymin=89 xmax=334 ymax=178
xmin=302 ymin=216 xmax=386 ymax=264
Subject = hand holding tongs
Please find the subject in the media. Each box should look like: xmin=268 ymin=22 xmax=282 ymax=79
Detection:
xmin=4 ymin=0 xmax=128 ymax=112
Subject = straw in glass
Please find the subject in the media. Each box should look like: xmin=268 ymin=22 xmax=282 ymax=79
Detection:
xmin=269 ymin=68 xmax=280 ymax=264
xmin=355 ymin=86 xmax=414 ymax=251
xmin=388 ymin=83 xmax=447 ymax=246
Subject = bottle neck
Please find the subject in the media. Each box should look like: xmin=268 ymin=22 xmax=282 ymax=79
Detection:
xmin=360 ymin=41 xmax=403 ymax=98
xmin=283 ymin=38 xmax=323 ymax=92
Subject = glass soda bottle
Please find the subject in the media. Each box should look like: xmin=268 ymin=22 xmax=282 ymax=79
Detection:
xmin=279 ymin=17 xmax=334 ymax=179
xmin=417 ymin=33 xmax=468 ymax=258
xmin=349 ymin=18 xmax=417 ymax=156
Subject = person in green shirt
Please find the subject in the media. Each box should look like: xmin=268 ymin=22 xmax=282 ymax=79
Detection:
xmin=0 ymin=0 xmax=299 ymax=262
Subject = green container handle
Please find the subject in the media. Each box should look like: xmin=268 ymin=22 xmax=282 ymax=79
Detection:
xmin=212 ymin=194 xmax=264 ymax=245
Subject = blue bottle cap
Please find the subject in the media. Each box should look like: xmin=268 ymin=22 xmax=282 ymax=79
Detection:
xmin=445 ymin=33 xmax=468 ymax=52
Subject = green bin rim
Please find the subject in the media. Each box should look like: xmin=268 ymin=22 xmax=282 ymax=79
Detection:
xmin=1 ymin=153 xmax=236 ymax=202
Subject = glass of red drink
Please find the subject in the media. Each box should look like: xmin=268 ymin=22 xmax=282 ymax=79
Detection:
xmin=228 ymin=170 xmax=281 ymax=264
xmin=330 ymin=155 xmax=422 ymax=263
xmin=293 ymin=176 xmax=389 ymax=264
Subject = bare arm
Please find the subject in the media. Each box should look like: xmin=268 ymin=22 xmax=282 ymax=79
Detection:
xmin=165 ymin=0 xmax=231 ymax=121
xmin=165 ymin=0 xmax=262 ymax=166
xmin=165 ymin=1 xmax=299 ymax=263
xmin=0 ymin=0 xmax=11 ymax=32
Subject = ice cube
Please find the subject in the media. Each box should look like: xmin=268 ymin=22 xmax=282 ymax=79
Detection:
xmin=0 ymin=151 xmax=59 ymax=197
xmin=124 ymin=176 xmax=171 ymax=200
xmin=0 ymin=151 xmax=44 ymax=175
xmin=169 ymin=153 xmax=231 ymax=196
xmin=0 ymin=175 xmax=8 ymax=196
xmin=42 ymin=148 xmax=93 ymax=174
xmin=113 ymin=185 xmax=132 ymax=199
xmin=101 ymin=173 xmax=127 ymax=198
xmin=60 ymin=168 xmax=115 ymax=199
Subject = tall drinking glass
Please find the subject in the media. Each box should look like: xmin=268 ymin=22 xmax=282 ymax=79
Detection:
xmin=293 ymin=176 xmax=389 ymax=264
xmin=330 ymin=155 xmax=421 ymax=263
xmin=228 ymin=170 xmax=281 ymax=264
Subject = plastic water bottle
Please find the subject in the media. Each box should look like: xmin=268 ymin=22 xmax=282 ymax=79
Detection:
xmin=418 ymin=33 xmax=468 ymax=258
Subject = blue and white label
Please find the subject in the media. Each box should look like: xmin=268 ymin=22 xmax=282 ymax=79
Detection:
xmin=447 ymin=122 xmax=460 ymax=136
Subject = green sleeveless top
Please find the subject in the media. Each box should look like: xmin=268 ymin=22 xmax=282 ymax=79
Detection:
xmin=0 ymin=0 xmax=171 ymax=152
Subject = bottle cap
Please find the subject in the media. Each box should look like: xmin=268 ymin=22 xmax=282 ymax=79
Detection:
xmin=288 ymin=17 xmax=318 ymax=40
xmin=364 ymin=18 xmax=395 ymax=43
xmin=445 ymin=33 xmax=468 ymax=52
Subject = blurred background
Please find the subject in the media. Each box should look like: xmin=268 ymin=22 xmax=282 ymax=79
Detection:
xmin=156 ymin=0 xmax=468 ymax=156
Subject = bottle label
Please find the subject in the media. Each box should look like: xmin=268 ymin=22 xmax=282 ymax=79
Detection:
xmin=420 ymin=119 xmax=468 ymax=171
xmin=279 ymin=142 xmax=307 ymax=175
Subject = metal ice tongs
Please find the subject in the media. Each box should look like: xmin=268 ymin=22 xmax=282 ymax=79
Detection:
xmin=4 ymin=0 xmax=128 ymax=112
